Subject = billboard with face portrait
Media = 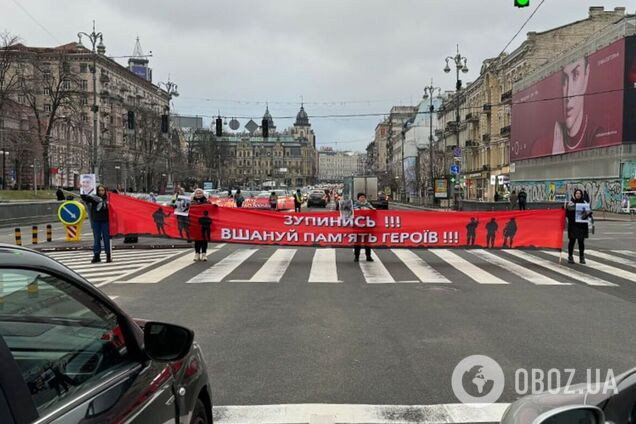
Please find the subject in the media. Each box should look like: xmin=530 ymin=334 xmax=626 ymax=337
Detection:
xmin=511 ymin=37 xmax=627 ymax=160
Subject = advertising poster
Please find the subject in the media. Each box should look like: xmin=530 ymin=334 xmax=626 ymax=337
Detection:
xmin=512 ymin=38 xmax=626 ymax=160
xmin=435 ymin=178 xmax=448 ymax=199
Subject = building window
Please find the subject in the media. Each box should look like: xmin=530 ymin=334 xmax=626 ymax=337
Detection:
xmin=44 ymin=104 xmax=51 ymax=113
xmin=80 ymin=63 xmax=88 ymax=73
xmin=17 ymin=95 xmax=25 ymax=104
xmin=43 ymin=87 xmax=50 ymax=96
xmin=80 ymin=97 xmax=88 ymax=106
xmin=62 ymin=80 xmax=71 ymax=90
xmin=81 ymin=80 xmax=88 ymax=90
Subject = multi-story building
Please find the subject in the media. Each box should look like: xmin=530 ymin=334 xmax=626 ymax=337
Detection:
xmin=437 ymin=6 xmax=628 ymax=201
xmin=511 ymin=12 xmax=635 ymax=212
xmin=318 ymin=148 xmax=361 ymax=182
xmin=191 ymin=106 xmax=317 ymax=189
xmin=387 ymin=106 xmax=418 ymax=190
xmin=1 ymin=37 xmax=170 ymax=190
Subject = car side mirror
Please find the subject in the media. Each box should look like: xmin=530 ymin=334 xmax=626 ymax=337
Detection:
xmin=143 ymin=321 xmax=194 ymax=362
xmin=534 ymin=405 xmax=605 ymax=424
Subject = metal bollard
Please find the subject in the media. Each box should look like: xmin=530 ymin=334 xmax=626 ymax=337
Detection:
xmin=14 ymin=228 xmax=22 ymax=246
xmin=32 ymin=226 xmax=38 ymax=245
xmin=46 ymin=224 xmax=52 ymax=242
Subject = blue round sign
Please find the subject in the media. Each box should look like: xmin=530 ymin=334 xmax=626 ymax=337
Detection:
xmin=450 ymin=164 xmax=460 ymax=175
xmin=58 ymin=201 xmax=84 ymax=225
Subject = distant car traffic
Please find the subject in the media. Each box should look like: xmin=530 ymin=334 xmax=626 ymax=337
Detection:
xmin=307 ymin=190 xmax=328 ymax=207
xmin=0 ymin=244 xmax=213 ymax=424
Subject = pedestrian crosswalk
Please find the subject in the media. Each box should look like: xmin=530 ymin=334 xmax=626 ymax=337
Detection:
xmin=45 ymin=249 xmax=188 ymax=287
xmin=4 ymin=246 xmax=631 ymax=291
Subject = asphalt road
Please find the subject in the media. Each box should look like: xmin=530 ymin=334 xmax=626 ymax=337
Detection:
xmin=8 ymin=204 xmax=636 ymax=423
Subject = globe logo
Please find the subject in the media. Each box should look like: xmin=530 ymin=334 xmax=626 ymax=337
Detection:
xmin=451 ymin=355 xmax=505 ymax=406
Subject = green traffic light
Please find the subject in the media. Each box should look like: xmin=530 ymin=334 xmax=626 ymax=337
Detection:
xmin=515 ymin=0 xmax=529 ymax=7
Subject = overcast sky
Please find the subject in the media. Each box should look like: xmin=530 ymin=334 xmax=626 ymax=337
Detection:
xmin=3 ymin=0 xmax=631 ymax=151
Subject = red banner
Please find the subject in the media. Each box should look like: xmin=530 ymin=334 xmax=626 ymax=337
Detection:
xmin=108 ymin=193 xmax=565 ymax=249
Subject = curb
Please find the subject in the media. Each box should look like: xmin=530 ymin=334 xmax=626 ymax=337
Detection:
xmin=34 ymin=243 xmax=192 ymax=252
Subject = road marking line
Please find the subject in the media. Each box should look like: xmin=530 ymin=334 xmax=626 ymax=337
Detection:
xmin=123 ymin=250 xmax=217 ymax=283
xmin=430 ymin=249 xmax=508 ymax=285
xmin=108 ymin=296 xmax=119 ymax=300
xmin=542 ymin=250 xmax=636 ymax=282
xmin=211 ymin=403 xmax=510 ymax=424
xmin=613 ymin=250 xmax=636 ymax=258
xmin=586 ymin=250 xmax=635 ymax=268
xmin=391 ymin=249 xmax=450 ymax=283
xmin=308 ymin=248 xmax=341 ymax=283
xmin=231 ymin=249 xmax=296 ymax=283
xmin=505 ymin=250 xmax=617 ymax=287
xmin=359 ymin=256 xmax=395 ymax=284
xmin=187 ymin=249 xmax=258 ymax=283
xmin=471 ymin=249 xmax=569 ymax=286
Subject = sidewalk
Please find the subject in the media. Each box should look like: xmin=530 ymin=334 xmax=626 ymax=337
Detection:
xmin=390 ymin=201 xmax=635 ymax=222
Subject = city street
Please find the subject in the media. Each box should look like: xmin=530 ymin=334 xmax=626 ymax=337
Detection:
xmin=30 ymin=224 xmax=636 ymax=422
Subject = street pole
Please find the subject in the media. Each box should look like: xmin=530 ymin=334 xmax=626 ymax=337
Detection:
xmin=423 ymin=83 xmax=441 ymax=205
xmin=444 ymin=44 xmax=469 ymax=203
xmin=78 ymin=21 xmax=105 ymax=180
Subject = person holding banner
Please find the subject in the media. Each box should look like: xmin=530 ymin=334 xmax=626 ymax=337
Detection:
xmin=81 ymin=184 xmax=111 ymax=263
xmin=353 ymin=192 xmax=375 ymax=262
xmin=566 ymin=188 xmax=591 ymax=264
xmin=192 ymin=188 xmax=211 ymax=261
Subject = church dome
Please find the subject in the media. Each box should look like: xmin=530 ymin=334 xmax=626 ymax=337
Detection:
xmin=295 ymin=105 xmax=309 ymax=126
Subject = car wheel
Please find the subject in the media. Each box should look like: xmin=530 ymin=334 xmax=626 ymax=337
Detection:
xmin=190 ymin=398 xmax=208 ymax=424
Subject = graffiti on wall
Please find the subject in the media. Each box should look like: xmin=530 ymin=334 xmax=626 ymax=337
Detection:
xmin=513 ymin=179 xmax=623 ymax=212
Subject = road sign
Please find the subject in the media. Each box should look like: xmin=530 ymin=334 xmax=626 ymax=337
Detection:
xmin=450 ymin=164 xmax=460 ymax=175
xmin=453 ymin=146 xmax=462 ymax=158
xmin=58 ymin=201 xmax=85 ymax=226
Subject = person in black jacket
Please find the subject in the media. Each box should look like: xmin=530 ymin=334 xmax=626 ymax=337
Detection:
xmin=518 ymin=189 xmax=528 ymax=210
xmin=81 ymin=184 xmax=111 ymax=263
xmin=56 ymin=187 xmax=65 ymax=201
xmin=191 ymin=189 xmax=211 ymax=261
xmin=566 ymin=188 xmax=591 ymax=264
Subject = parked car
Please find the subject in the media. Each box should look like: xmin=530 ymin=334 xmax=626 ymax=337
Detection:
xmin=501 ymin=366 xmax=636 ymax=424
xmin=371 ymin=192 xmax=389 ymax=210
xmin=307 ymin=190 xmax=327 ymax=207
xmin=0 ymin=244 xmax=213 ymax=424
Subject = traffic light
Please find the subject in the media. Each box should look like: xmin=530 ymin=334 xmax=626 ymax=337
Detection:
xmin=215 ymin=117 xmax=222 ymax=137
xmin=262 ymin=119 xmax=269 ymax=138
xmin=127 ymin=111 xmax=135 ymax=130
xmin=514 ymin=0 xmax=529 ymax=7
xmin=161 ymin=115 xmax=169 ymax=133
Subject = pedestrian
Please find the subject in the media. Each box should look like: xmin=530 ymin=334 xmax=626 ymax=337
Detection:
xmin=494 ymin=191 xmax=500 ymax=202
xmin=294 ymin=189 xmax=303 ymax=213
xmin=466 ymin=217 xmax=479 ymax=246
xmin=353 ymin=192 xmax=375 ymax=262
xmin=56 ymin=186 xmax=65 ymax=201
xmin=269 ymin=191 xmax=278 ymax=210
xmin=234 ymin=189 xmax=245 ymax=208
xmin=485 ymin=218 xmax=498 ymax=248
xmin=171 ymin=187 xmax=181 ymax=207
xmin=518 ymin=188 xmax=527 ymax=210
xmin=148 ymin=192 xmax=157 ymax=203
xmin=192 ymin=188 xmax=210 ymax=261
xmin=81 ymin=184 xmax=111 ymax=263
xmin=509 ymin=190 xmax=518 ymax=210
xmin=566 ymin=188 xmax=591 ymax=264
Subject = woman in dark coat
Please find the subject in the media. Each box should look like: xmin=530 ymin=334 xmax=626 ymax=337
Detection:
xmin=81 ymin=184 xmax=111 ymax=263
xmin=565 ymin=188 xmax=591 ymax=264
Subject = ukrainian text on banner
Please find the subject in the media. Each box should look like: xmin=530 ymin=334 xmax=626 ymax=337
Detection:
xmin=108 ymin=193 xmax=565 ymax=249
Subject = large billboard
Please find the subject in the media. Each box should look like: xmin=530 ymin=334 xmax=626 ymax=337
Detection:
xmin=624 ymin=36 xmax=636 ymax=142
xmin=511 ymin=37 xmax=626 ymax=161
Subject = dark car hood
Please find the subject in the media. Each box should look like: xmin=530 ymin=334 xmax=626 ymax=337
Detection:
xmin=500 ymin=367 xmax=636 ymax=424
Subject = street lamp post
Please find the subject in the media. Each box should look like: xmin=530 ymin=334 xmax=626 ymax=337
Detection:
xmin=78 ymin=21 xmax=105 ymax=180
xmin=423 ymin=83 xmax=441 ymax=204
xmin=444 ymin=44 xmax=469 ymax=198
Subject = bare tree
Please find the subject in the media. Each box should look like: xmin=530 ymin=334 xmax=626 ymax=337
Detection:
xmin=18 ymin=50 xmax=82 ymax=188
xmin=0 ymin=31 xmax=20 ymax=115
xmin=127 ymin=105 xmax=169 ymax=191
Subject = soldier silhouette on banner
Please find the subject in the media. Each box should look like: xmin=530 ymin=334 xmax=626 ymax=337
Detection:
xmin=503 ymin=218 xmax=518 ymax=248
xmin=466 ymin=217 xmax=479 ymax=246
xmin=485 ymin=218 xmax=498 ymax=249
xmin=152 ymin=207 xmax=171 ymax=235
xmin=199 ymin=210 xmax=212 ymax=242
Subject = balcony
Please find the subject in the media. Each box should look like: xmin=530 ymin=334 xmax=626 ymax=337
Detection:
xmin=482 ymin=134 xmax=491 ymax=143
xmin=501 ymin=90 xmax=512 ymax=103
xmin=465 ymin=113 xmax=479 ymax=122
xmin=500 ymin=125 xmax=511 ymax=136
xmin=465 ymin=140 xmax=478 ymax=147
xmin=482 ymin=104 xmax=492 ymax=113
